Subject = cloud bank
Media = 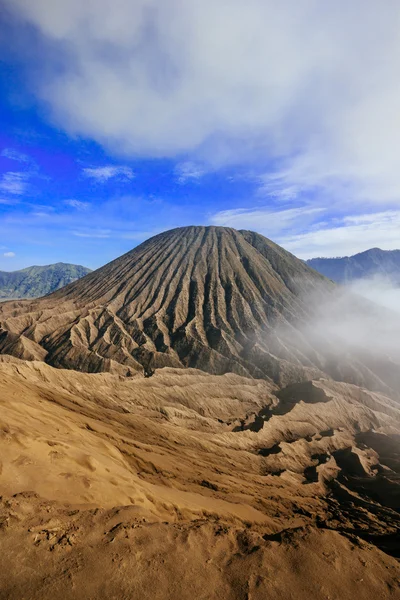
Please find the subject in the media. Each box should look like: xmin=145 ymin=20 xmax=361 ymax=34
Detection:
xmin=4 ymin=0 xmax=400 ymax=206
xmin=211 ymin=207 xmax=400 ymax=259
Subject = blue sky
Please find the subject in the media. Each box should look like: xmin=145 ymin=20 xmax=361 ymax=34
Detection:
xmin=1 ymin=1 xmax=400 ymax=271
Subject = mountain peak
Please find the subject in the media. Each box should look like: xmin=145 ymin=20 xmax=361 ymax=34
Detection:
xmin=0 ymin=262 xmax=91 ymax=299
xmin=0 ymin=227 xmax=329 ymax=385
xmin=306 ymin=247 xmax=400 ymax=283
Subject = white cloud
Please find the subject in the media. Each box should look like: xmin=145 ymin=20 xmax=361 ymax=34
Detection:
xmin=279 ymin=210 xmax=400 ymax=259
xmin=211 ymin=206 xmax=323 ymax=236
xmin=0 ymin=197 xmax=20 ymax=205
xmin=257 ymin=181 xmax=300 ymax=202
xmin=31 ymin=211 xmax=53 ymax=218
xmin=1 ymin=148 xmax=31 ymax=163
xmin=71 ymin=227 xmax=155 ymax=241
xmin=72 ymin=229 xmax=111 ymax=238
xmin=211 ymin=205 xmax=400 ymax=259
xmin=349 ymin=277 xmax=400 ymax=315
xmin=64 ymin=199 xmax=90 ymax=210
xmin=0 ymin=172 xmax=29 ymax=195
xmin=285 ymin=282 xmax=400 ymax=369
xmin=4 ymin=1 xmax=400 ymax=205
xmin=175 ymin=162 xmax=206 ymax=184
xmin=82 ymin=165 xmax=134 ymax=183
xmin=3 ymin=251 xmax=16 ymax=258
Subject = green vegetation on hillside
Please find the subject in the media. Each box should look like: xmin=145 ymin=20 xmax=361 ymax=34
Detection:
xmin=0 ymin=263 xmax=92 ymax=299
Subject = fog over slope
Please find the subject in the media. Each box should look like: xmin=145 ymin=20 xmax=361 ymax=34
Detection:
xmin=0 ymin=226 xmax=331 ymax=385
xmin=303 ymin=250 xmax=400 ymax=392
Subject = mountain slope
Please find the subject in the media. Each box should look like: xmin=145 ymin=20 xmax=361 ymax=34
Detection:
xmin=0 ymin=262 xmax=92 ymax=299
xmin=306 ymin=248 xmax=400 ymax=284
xmin=0 ymin=230 xmax=399 ymax=598
xmin=0 ymin=226 xmax=333 ymax=384
xmin=0 ymin=226 xmax=399 ymax=394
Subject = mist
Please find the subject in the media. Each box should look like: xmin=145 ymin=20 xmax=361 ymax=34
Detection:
xmin=349 ymin=275 xmax=400 ymax=315
xmin=269 ymin=275 xmax=400 ymax=397
xmin=300 ymin=277 xmax=400 ymax=361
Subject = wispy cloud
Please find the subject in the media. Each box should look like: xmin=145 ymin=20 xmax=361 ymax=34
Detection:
xmin=279 ymin=210 xmax=400 ymax=259
xmin=3 ymin=251 xmax=16 ymax=258
xmin=1 ymin=148 xmax=31 ymax=163
xmin=72 ymin=229 xmax=111 ymax=239
xmin=211 ymin=206 xmax=323 ymax=236
xmin=82 ymin=165 xmax=135 ymax=183
xmin=64 ymin=199 xmax=90 ymax=210
xmin=211 ymin=205 xmax=400 ymax=259
xmin=256 ymin=172 xmax=301 ymax=201
xmin=0 ymin=197 xmax=20 ymax=205
xmin=0 ymin=172 xmax=30 ymax=195
xmin=70 ymin=227 xmax=156 ymax=241
xmin=175 ymin=162 xmax=206 ymax=184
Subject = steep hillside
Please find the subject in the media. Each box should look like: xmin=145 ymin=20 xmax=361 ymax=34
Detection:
xmin=307 ymin=248 xmax=400 ymax=284
xmin=0 ymin=226 xmax=335 ymax=385
xmin=0 ymin=226 xmax=399 ymax=395
xmin=0 ymin=262 xmax=92 ymax=299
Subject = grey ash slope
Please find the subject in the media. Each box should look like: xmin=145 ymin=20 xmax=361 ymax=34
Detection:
xmin=0 ymin=226 xmax=330 ymax=382
xmin=0 ymin=226 xmax=397 ymax=393
xmin=0 ymin=262 xmax=92 ymax=299
xmin=307 ymin=248 xmax=400 ymax=284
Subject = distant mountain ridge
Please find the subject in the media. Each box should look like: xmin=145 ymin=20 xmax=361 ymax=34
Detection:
xmin=306 ymin=248 xmax=400 ymax=283
xmin=0 ymin=262 xmax=92 ymax=299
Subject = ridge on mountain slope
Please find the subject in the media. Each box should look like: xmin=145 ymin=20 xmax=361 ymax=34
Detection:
xmin=0 ymin=262 xmax=92 ymax=299
xmin=306 ymin=248 xmax=400 ymax=284
xmin=0 ymin=227 xmax=330 ymax=380
xmin=0 ymin=226 xmax=398 ymax=395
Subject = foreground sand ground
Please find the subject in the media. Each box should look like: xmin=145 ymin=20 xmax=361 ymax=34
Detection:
xmin=0 ymin=356 xmax=399 ymax=599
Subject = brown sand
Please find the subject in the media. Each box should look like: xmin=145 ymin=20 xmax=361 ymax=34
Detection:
xmin=0 ymin=356 xmax=399 ymax=598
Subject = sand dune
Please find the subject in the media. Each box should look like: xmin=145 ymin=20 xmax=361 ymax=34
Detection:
xmin=0 ymin=356 xmax=399 ymax=598
xmin=1 ymin=493 xmax=398 ymax=600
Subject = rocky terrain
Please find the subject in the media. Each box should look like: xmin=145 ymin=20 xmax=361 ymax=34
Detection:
xmin=307 ymin=248 xmax=400 ymax=284
xmin=0 ymin=227 xmax=399 ymax=598
xmin=0 ymin=356 xmax=399 ymax=598
xmin=0 ymin=262 xmax=91 ymax=299
xmin=0 ymin=227 xmax=330 ymax=382
xmin=0 ymin=226 xmax=399 ymax=396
